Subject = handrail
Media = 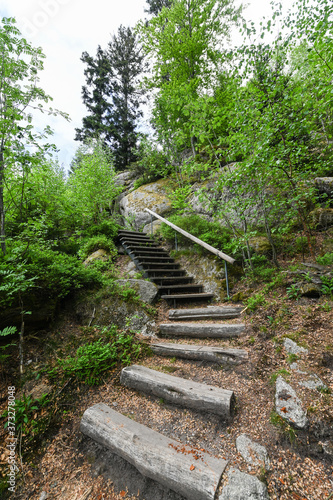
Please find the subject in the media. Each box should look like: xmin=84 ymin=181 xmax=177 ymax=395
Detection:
xmin=144 ymin=208 xmax=235 ymax=265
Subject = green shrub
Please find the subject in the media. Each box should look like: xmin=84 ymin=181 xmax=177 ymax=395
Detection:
xmin=78 ymin=235 xmax=118 ymax=261
xmin=160 ymin=214 xmax=233 ymax=254
xmin=130 ymin=136 xmax=172 ymax=183
xmin=54 ymin=329 xmax=146 ymax=385
xmin=83 ymin=219 xmax=120 ymax=239
xmin=317 ymin=252 xmax=333 ymax=266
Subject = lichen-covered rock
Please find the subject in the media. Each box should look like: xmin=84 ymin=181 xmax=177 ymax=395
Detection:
xmin=114 ymin=170 xmax=136 ymax=187
xmin=75 ymin=294 xmax=156 ymax=336
xmin=284 ymin=338 xmax=308 ymax=355
xmin=300 ymin=283 xmax=322 ymax=297
xmin=249 ymin=236 xmax=271 ymax=255
xmin=175 ymin=252 xmax=227 ymax=301
xmin=83 ymin=249 xmax=110 ymax=266
xmin=231 ymin=290 xmax=252 ymax=303
xmin=219 ymin=468 xmax=270 ymax=500
xmin=236 ymin=434 xmax=270 ymax=470
xmin=275 ymin=376 xmax=308 ymax=429
xmin=119 ymin=178 xmax=173 ymax=230
xmin=310 ymin=208 xmax=333 ymax=229
xmin=115 ymin=279 xmax=158 ymax=304
xmin=315 ymin=177 xmax=333 ymax=198
xmin=300 ymin=374 xmax=327 ymax=391
xmin=142 ymin=219 xmax=162 ymax=235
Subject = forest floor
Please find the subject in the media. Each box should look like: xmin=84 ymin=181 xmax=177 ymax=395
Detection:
xmin=0 ymin=254 xmax=333 ymax=500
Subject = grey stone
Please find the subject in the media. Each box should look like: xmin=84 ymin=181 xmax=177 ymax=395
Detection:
xmin=142 ymin=219 xmax=163 ymax=235
xmin=275 ymin=376 xmax=308 ymax=429
xmin=236 ymin=434 xmax=270 ymax=470
xmin=310 ymin=207 xmax=333 ymax=229
xmin=115 ymin=279 xmax=158 ymax=304
xmin=114 ymin=171 xmax=135 ymax=187
xmin=300 ymin=374 xmax=327 ymax=391
xmin=290 ymin=362 xmax=307 ymax=374
xmin=219 ymin=468 xmax=270 ymax=500
xmin=315 ymin=177 xmax=333 ymax=197
xmin=39 ymin=493 xmax=48 ymax=500
xmin=284 ymin=338 xmax=308 ymax=355
xmin=83 ymin=249 xmax=110 ymax=266
xmin=119 ymin=179 xmax=172 ymax=230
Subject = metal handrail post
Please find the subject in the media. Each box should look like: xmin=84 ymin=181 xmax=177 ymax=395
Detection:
xmin=224 ymin=260 xmax=230 ymax=299
xmin=175 ymin=232 xmax=178 ymax=251
xmin=151 ymin=214 xmax=153 ymax=236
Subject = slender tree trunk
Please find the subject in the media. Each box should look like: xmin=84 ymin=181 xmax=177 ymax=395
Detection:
xmin=0 ymin=148 xmax=6 ymax=255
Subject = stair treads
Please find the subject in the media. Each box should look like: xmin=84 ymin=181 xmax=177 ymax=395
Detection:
xmin=80 ymin=403 xmax=228 ymax=500
xmin=169 ymin=306 xmax=243 ymax=321
xmin=151 ymin=343 xmax=248 ymax=364
xmin=161 ymin=293 xmax=214 ymax=300
xmin=120 ymin=365 xmax=235 ymax=418
xmin=159 ymin=323 xmax=245 ymax=338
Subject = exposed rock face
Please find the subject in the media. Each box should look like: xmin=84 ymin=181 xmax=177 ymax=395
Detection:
xmin=115 ymin=280 xmax=159 ymax=305
xmin=236 ymin=434 xmax=270 ymax=470
xmin=248 ymin=236 xmax=271 ymax=255
xmin=119 ymin=179 xmax=172 ymax=230
xmin=315 ymin=177 xmax=333 ymax=201
xmin=310 ymin=207 xmax=333 ymax=229
xmin=275 ymin=376 xmax=308 ymax=429
xmin=114 ymin=171 xmax=136 ymax=188
xmin=83 ymin=249 xmax=110 ymax=266
xmin=75 ymin=293 xmax=156 ymax=336
xmin=142 ymin=219 xmax=163 ymax=235
xmin=219 ymin=468 xmax=270 ymax=500
xmin=175 ymin=252 xmax=227 ymax=301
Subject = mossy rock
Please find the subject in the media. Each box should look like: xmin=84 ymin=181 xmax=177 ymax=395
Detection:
xmin=231 ymin=290 xmax=252 ymax=303
xmin=310 ymin=208 xmax=333 ymax=229
xmin=83 ymin=249 xmax=110 ymax=266
xmin=300 ymin=283 xmax=322 ymax=298
xmin=249 ymin=236 xmax=271 ymax=255
xmin=119 ymin=178 xmax=174 ymax=230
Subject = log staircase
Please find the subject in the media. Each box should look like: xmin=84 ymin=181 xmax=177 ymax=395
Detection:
xmin=117 ymin=229 xmax=215 ymax=306
xmin=80 ymin=228 xmax=248 ymax=500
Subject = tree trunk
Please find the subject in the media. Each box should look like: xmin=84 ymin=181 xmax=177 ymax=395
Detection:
xmin=0 ymin=148 xmax=6 ymax=255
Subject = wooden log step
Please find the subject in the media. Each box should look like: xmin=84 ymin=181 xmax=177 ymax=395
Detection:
xmin=169 ymin=306 xmax=243 ymax=321
xmin=120 ymin=236 xmax=156 ymax=245
xmin=80 ymin=403 xmax=228 ymax=500
xmin=145 ymin=269 xmax=186 ymax=276
xmin=118 ymin=230 xmax=147 ymax=235
xmin=128 ymin=247 xmax=169 ymax=255
xmin=139 ymin=262 xmax=180 ymax=270
xmin=159 ymin=323 xmax=245 ymax=338
xmin=151 ymin=343 xmax=248 ymax=364
xmin=161 ymin=293 xmax=214 ymax=301
xmin=119 ymin=234 xmax=152 ymax=241
xmin=120 ymin=365 xmax=235 ymax=418
xmin=121 ymin=239 xmax=160 ymax=247
xmin=158 ymin=284 xmax=203 ymax=294
xmin=151 ymin=276 xmax=194 ymax=285
xmin=136 ymin=256 xmax=175 ymax=262
xmin=125 ymin=245 xmax=166 ymax=252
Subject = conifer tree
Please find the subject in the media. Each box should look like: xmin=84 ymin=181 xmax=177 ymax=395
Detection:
xmin=76 ymin=26 xmax=146 ymax=170
xmin=145 ymin=0 xmax=172 ymax=15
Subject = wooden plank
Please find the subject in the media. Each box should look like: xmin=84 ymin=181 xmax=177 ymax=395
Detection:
xmin=169 ymin=306 xmax=243 ymax=321
xmin=159 ymin=323 xmax=245 ymax=338
xmin=80 ymin=403 xmax=228 ymax=500
xmin=151 ymin=343 xmax=248 ymax=364
xmin=144 ymin=208 xmax=235 ymax=265
xmin=120 ymin=365 xmax=235 ymax=418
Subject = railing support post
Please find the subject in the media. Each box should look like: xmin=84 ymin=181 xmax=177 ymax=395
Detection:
xmin=224 ymin=260 xmax=230 ymax=299
xmin=151 ymin=214 xmax=153 ymax=236
xmin=175 ymin=232 xmax=178 ymax=251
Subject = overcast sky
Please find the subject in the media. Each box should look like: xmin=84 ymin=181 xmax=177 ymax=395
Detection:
xmin=1 ymin=0 xmax=291 ymax=171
